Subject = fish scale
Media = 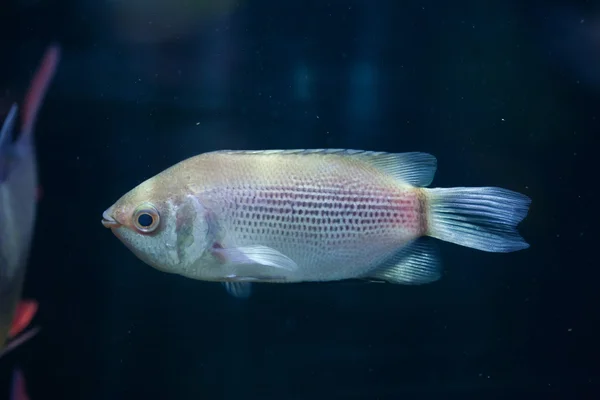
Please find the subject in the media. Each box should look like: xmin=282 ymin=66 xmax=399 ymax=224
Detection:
xmin=208 ymin=171 xmax=424 ymax=281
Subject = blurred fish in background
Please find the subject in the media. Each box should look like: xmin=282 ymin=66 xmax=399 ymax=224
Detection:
xmin=0 ymin=45 xmax=60 ymax=398
xmin=107 ymin=0 xmax=240 ymax=110
xmin=107 ymin=0 xmax=238 ymax=44
xmin=537 ymin=3 xmax=600 ymax=90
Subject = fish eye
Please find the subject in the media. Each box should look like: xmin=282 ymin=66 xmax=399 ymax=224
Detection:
xmin=132 ymin=204 xmax=160 ymax=233
xmin=137 ymin=213 xmax=153 ymax=227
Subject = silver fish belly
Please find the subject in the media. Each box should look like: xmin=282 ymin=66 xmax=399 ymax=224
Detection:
xmin=206 ymin=180 xmax=424 ymax=283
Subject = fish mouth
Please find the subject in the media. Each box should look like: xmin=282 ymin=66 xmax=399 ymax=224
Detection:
xmin=101 ymin=210 xmax=121 ymax=229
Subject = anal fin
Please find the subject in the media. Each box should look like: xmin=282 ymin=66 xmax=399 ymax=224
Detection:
xmin=366 ymin=238 xmax=441 ymax=285
xmin=222 ymin=282 xmax=252 ymax=299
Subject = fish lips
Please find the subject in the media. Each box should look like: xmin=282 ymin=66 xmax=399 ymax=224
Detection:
xmin=101 ymin=209 xmax=121 ymax=229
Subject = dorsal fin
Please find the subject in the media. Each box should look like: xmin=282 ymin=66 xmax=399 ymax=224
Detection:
xmin=20 ymin=44 xmax=61 ymax=142
xmin=211 ymin=149 xmax=438 ymax=187
xmin=357 ymin=151 xmax=437 ymax=187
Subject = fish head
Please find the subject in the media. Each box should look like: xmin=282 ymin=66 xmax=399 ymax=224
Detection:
xmin=101 ymin=175 xmax=213 ymax=274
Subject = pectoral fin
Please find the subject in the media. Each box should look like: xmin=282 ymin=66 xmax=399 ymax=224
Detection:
xmin=211 ymin=245 xmax=298 ymax=272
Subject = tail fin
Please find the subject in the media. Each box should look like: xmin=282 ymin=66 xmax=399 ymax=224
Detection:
xmin=424 ymin=187 xmax=531 ymax=252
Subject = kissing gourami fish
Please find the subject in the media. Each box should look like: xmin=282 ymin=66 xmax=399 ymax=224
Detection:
xmin=102 ymin=149 xmax=531 ymax=299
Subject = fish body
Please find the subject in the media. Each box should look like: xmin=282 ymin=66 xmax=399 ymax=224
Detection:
xmin=102 ymin=149 xmax=531 ymax=298
xmin=0 ymin=45 xmax=60 ymax=355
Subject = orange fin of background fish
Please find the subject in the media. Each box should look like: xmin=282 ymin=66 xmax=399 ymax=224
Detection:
xmin=20 ymin=44 xmax=61 ymax=141
xmin=10 ymin=369 xmax=30 ymax=400
xmin=9 ymin=300 xmax=38 ymax=338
